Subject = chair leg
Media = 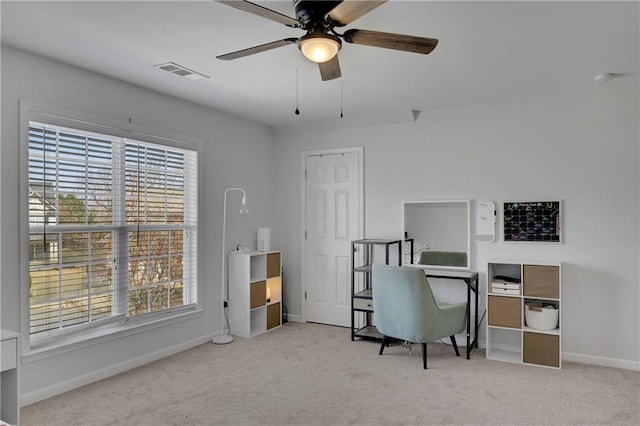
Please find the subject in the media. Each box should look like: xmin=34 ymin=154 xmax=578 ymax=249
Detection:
xmin=379 ymin=335 xmax=389 ymax=355
xmin=422 ymin=343 xmax=427 ymax=369
xmin=450 ymin=335 xmax=460 ymax=356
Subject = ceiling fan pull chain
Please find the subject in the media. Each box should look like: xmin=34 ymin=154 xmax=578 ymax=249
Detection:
xmin=295 ymin=54 xmax=300 ymax=116
xmin=340 ymin=77 xmax=344 ymax=118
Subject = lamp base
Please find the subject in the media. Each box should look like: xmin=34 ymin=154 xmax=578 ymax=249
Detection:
xmin=212 ymin=334 xmax=234 ymax=345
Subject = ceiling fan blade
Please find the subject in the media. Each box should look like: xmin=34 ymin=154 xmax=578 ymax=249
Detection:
xmin=343 ymin=29 xmax=438 ymax=54
xmin=318 ymin=56 xmax=342 ymax=81
xmin=328 ymin=0 xmax=387 ymax=27
xmin=217 ymin=0 xmax=299 ymax=27
xmin=217 ymin=38 xmax=298 ymax=61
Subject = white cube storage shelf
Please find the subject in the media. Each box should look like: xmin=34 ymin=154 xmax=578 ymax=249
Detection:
xmin=229 ymin=251 xmax=282 ymax=338
xmin=486 ymin=260 xmax=562 ymax=369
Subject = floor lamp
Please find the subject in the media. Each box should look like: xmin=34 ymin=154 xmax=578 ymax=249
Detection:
xmin=213 ymin=187 xmax=248 ymax=345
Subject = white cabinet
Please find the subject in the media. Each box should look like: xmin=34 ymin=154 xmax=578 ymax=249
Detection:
xmin=1 ymin=330 xmax=19 ymax=425
xmin=228 ymin=251 xmax=282 ymax=338
xmin=486 ymin=260 xmax=561 ymax=369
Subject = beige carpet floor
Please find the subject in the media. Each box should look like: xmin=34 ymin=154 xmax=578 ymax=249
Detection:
xmin=21 ymin=322 xmax=640 ymax=425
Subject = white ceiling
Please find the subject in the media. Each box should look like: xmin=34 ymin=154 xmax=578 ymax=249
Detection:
xmin=2 ymin=1 xmax=638 ymax=129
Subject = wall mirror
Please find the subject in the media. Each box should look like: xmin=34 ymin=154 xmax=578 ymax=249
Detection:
xmin=403 ymin=200 xmax=471 ymax=269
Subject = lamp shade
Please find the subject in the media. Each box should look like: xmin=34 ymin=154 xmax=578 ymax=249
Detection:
xmin=298 ymin=33 xmax=341 ymax=63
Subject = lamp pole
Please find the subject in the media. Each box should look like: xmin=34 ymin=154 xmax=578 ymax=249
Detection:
xmin=213 ymin=188 xmax=248 ymax=345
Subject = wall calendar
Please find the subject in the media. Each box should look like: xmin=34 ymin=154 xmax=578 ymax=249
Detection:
xmin=503 ymin=201 xmax=561 ymax=242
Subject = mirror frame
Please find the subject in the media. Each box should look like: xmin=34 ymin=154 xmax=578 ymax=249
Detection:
xmin=403 ymin=199 xmax=471 ymax=270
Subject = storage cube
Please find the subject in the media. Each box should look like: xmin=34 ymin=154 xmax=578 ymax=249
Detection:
xmin=523 ymin=332 xmax=560 ymax=368
xmin=488 ymin=295 xmax=521 ymax=329
xmin=250 ymin=281 xmax=266 ymax=309
xmin=523 ymin=265 xmax=559 ymax=298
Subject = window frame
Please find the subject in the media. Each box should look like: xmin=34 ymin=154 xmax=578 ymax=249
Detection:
xmin=20 ymin=101 xmax=203 ymax=356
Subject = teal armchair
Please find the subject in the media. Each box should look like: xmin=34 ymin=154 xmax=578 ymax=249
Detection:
xmin=372 ymin=264 xmax=467 ymax=369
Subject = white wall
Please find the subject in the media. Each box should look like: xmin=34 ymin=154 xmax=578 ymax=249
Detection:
xmin=1 ymin=47 xmax=276 ymax=402
xmin=272 ymin=81 xmax=640 ymax=369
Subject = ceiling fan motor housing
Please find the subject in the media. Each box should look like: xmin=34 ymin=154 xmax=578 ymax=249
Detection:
xmin=293 ymin=0 xmax=342 ymax=28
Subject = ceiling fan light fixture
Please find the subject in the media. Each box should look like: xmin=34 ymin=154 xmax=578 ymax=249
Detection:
xmin=298 ymin=33 xmax=342 ymax=63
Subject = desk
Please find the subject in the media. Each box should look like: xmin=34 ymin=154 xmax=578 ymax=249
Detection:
xmin=417 ymin=268 xmax=480 ymax=359
xmin=1 ymin=329 xmax=20 ymax=425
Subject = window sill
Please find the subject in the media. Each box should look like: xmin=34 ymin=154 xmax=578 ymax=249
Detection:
xmin=22 ymin=307 xmax=203 ymax=364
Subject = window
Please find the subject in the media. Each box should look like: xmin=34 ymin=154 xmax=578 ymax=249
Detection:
xmin=27 ymin=121 xmax=198 ymax=340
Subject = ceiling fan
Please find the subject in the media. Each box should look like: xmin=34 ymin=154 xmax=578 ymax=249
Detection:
xmin=216 ymin=0 xmax=439 ymax=81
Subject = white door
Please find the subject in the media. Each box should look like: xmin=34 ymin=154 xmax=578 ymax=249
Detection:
xmin=304 ymin=150 xmax=361 ymax=326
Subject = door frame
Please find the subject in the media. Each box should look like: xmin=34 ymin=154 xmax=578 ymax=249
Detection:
xmin=301 ymin=146 xmax=364 ymax=323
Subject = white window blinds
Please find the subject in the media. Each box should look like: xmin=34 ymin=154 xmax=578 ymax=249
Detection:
xmin=28 ymin=121 xmax=198 ymax=338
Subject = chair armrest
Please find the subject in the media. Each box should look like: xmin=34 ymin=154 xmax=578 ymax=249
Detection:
xmin=432 ymin=302 xmax=467 ymax=338
xmin=437 ymin=301 xmax=467 ymax=313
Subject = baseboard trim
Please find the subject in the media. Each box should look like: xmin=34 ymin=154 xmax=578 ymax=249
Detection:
xmin=287 ymin=314 xmax=303 ymax=323
xmin=21 ymin=334 xmax=214 ymax=406
xmin=562 ymin=351 xmax=640 ymax=371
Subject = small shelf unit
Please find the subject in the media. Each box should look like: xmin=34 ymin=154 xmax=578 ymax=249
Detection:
xmin=486 ymin=259 xmax=562 ymax=369
xmin=229 ymin=251 xmax=282 ymax=339
xmin=351 ymin=239 xmax=402 ymax=341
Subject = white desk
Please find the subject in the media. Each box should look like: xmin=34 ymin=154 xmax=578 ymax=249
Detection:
xmin=1 ymin=329 xmax=19 ymax=425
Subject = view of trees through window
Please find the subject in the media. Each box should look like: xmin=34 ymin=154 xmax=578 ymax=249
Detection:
xmin=28 ymin=122 xmax=197 ymax=337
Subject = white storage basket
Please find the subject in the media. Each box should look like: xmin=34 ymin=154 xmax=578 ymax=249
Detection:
xmin=525 ymin=303 xmax=559 ymax=330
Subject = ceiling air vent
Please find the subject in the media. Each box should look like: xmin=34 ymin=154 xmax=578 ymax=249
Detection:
xmin=153 ymin=62 xmax=209 ymax=81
